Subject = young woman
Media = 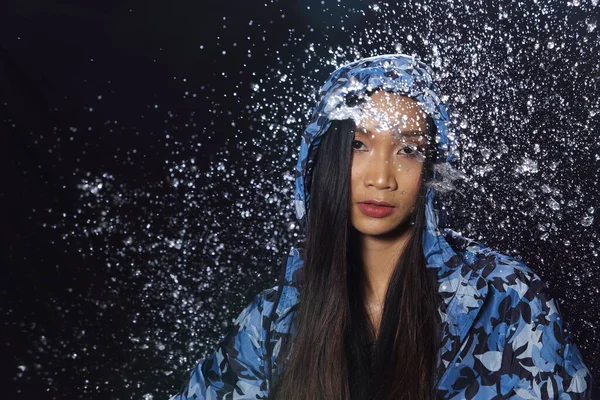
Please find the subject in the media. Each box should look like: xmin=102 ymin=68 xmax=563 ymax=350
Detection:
xmin=170 ymin=54 xmax=597 ymax=399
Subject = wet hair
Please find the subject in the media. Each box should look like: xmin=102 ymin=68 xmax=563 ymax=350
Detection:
xmin=269 ymin=112 xmax=442 ymax=400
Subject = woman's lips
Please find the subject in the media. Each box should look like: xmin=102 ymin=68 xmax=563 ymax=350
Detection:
xmin=357 ymin=203 xmax=395 ymax=218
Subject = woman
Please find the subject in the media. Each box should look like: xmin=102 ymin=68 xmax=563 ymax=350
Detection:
xmin=170 ymin=54 xmax=597 ymax=399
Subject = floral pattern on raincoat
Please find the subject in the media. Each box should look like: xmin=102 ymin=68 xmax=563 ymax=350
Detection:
xmin=170 ymin=54 xmax=598 ymax=399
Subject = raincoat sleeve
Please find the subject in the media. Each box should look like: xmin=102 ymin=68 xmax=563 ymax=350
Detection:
xmin=169 ymin=289 xmax=274 ymax=400
xmin=501 ymin=270 xmax=598 ymax=399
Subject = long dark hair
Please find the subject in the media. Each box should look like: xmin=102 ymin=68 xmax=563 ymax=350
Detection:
xmin=269 ymin=116 xmax=441 ymax=400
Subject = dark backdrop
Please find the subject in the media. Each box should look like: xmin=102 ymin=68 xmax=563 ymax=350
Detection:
xmin=2 ymin=0 xmax=599 ymax=399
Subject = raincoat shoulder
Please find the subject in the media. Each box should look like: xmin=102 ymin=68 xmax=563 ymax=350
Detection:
xmin=437 ymin=228 xmax=598 ymax=399
xmin=168 ymin=283 xmax=281 ymax=400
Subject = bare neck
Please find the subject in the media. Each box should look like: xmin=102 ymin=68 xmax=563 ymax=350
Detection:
xmin=358 ymin=226 xmax=413 ymax=309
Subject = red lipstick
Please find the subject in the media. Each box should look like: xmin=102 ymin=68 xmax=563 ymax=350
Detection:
xmin=357 ymin=200 xmax=395 ymax=218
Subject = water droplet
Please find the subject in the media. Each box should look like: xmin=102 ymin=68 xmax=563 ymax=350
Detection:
xmin=515 ymin=158 xmax=539 ymax=174
xmin=547 ymin=198 xmax=560 ymax=210
xmin=581 ymin=215 xmax=594 ymax=227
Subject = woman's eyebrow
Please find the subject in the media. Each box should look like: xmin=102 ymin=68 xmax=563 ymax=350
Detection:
xmin=390 ymin=128 xmax=427 ymax=136
xmin=356 ymin=127 xmax=426 ymax=136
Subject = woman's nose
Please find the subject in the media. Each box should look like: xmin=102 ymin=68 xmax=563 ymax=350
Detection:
xmin=363 ymin=154 xmax=398 ymax=190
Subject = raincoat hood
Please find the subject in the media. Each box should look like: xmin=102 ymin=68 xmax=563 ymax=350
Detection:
xmin=291 ymin=53 xmax=465 ymax=294
xmin=293 ymin=53 xmax=455 ymax=228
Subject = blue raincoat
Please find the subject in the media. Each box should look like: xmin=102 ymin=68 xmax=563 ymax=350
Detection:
xmin=170 ymin=54 xmax=597 ymax=399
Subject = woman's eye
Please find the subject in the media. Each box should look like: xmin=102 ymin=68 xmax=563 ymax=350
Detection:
xmin=399 ymin=144 xmax=418 ymax=155
xmin=351 ymin=140 xmax=365 ymax=150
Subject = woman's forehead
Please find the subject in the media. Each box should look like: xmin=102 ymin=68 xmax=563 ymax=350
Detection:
xmin=354 ymin=128 xmax=428 ymax=147
xmin=355 ymin=126 xmax=426 ymax=138
xmin=355 ymin=91 xmax=428 ymax=133
xmin=355 ymin=112 xmax=428 ymax=137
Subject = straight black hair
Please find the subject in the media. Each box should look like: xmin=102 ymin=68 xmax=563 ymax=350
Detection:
xmin=269 ymin=116 xmax=441 ymax=400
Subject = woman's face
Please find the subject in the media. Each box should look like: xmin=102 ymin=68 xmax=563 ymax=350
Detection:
xmin=349 ymin=91 xmax=429 ymax=238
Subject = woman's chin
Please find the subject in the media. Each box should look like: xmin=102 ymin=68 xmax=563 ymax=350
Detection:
xmin=351 ymin=219 xmax=413 ymax=239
